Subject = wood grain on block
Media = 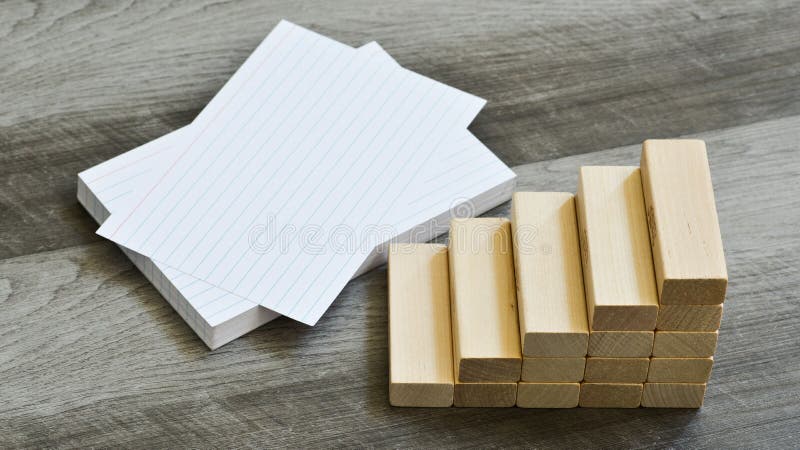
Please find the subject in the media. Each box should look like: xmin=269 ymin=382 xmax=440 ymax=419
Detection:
xmin=657 ymin=304 xmax=723 ymax=331
xmin=388 ymin=244 xmax=454 ymax=407
xmin=584 ymin=358 xmax=650 ymax=383
xmin=642 ymin=383 xmax=707 ymax=408
xmin=652 ymin=331 xmax=719 ymax=358
xmin=453 ymin=382 xmax=518 ymax=407
xmin=449 ymin=218 xmax=522 ymax=382
xmin=641 ymin=140 xmax=728 ymax=305
xmin=517 ymin=383 xmax=580 ymax=408
xmin=579 ymin=383 xmax=643 ymax=408
xmin=648 ymin=358 xmax=714 ymax=383
xmin=521 ymin=357 xmax=586 ymax=382
xmin=511 ymin=192 xmax=589 ymax=357
xmin=588 ymin=331 xmax=654 ymax=357
xmin=575 ymin=166 xmax=659 ymax=330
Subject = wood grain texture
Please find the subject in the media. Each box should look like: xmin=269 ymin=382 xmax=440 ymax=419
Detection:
xmin=656 ymin=304 xmax=723 ymax=331
xmin=652 ymin=331 xmax=719 ymax=358
xmin=517 ymin=383 xmax=580 ymax=409
xmin=3 ymin=0 xmax=800 ymax=264
xmin=511 ymin=192 xmax=589 ymax=357
xmin=453 ymin=382 xmax=517 ymax=408
xmin=588 ymin=331 xmax=654 ymax=357
xmin=521 ymin=357 xmax=586 ymax=383
xmin=584 ymin=358 xmax=650 ymax=383
xmin=388 ymin=244 xmax=453 ymax=407
xmin=641 ymin=140 xmax=728 ymax=305
xmin=2 ymin=108 xmax=800 ymax=445
xmin=648 ymin=358 xmax=714 ymax=383
xmin=642 ymin=383 xmax=706 ymax=409
xmin=575 ymin=167 xmax=659 ymax=330
xmin=647 ymin=357 xmax=714 ymax=383
xmin=579 ymin=383 xmax=643 ymax=408
xmin=449 ymin=218 xmax=521 ymax=382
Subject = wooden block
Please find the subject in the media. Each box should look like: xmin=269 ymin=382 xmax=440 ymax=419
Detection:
xmin=517 ymin=383 xmax=580 ymax=408
xmin=579 ymin=383 xmax=643 ymax=408
xmin=648 ymin=357 xmax=713 ymax=383
xmin=584 ymin=358 xmax=650 ymax=383
xmin=588 ymin=331 xmax=654 ymax=357
xmin=388 ymin=244 xmax=454 ymax=407
xmin=642 ymin=383 xmax=706 ymax=408
xmin=575 ymin=166 xmax=659 ymax=330
xmin=521 ymin=357 xmax=586 ymax=382
xmin=652 ymin=331 xmax=718 ymax=357
xmin=449 ymin=218 xmax=522 ymax=382
xmin=454 ymin=382 xmax=517 ymax=407
xmin=656 ymin=304 xmax=723 ymax=331
xmin=641 ymin=140 xmax=728 ymax=305
xmin=510 ymin=192 xmax=589 ymax=357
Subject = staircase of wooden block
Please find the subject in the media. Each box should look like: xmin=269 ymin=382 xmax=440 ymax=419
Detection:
xmin=387 ymin=139 xmax=726 ymax=408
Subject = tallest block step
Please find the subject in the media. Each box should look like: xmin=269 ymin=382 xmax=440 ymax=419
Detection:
xmin=640 ymin=140 xmax=728 ymax=305
xmin=575 ymin=167 xmax=660 ymax=331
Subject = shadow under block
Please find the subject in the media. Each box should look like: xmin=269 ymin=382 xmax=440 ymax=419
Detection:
xmin=575 ymin=166 xmax=659 ymax=330
xmin=640 ymin=140 xmax=728 ymax=305
xmin=521 ymin=357 xmax=586 ymax=382
xmin=517 ymin=383 xmax=580 ymax=408
xmin=454 ymin=382 xmax=517 ymax=407
xmin=510 ymin=192 xmax=589 ymax=357
xmin=648 ymin=358 xmax=714 ymax=383
xmin=652 ymin=331 xmax=719 ymax=357
xmin=579 ymin=383 xmax=643 ymax=408
xmin=588 ymin=331 xmax=654 ymax=357
xmin=388 ymin=244 xmax=454 ymax=407
xmin=584 ymin=358 xmax=650 ymax=383
xmin=449 ymin=218 xmax=522 ymax=382
xmin=657 ymin=304 xmax=723 ymax=331
xmin=642 ymin=383 xmax=706 ymax=408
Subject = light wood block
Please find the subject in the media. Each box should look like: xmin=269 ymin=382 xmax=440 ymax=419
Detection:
xmin=648 ymin=357 xmax=714 ymax=383
xmin=641 ymin=140 xmax=728 ymax=305
xmin=652 ymin=331 xmax=719 ymax=358
xmin=584 ymin=358 xmax=650 ymax=383
xmin=656 ymin=304 xmax=723 ymax=331
xmin=449 ymin=218 xmax=522 ymax=382
xmin=575 ymin=166 xmax=660 ymax=330
xmin=642 ymin=383 xmax=706 ymax=408
xmin=579 ymin=383 xmax=643 ymax=408
xmin=588 ymin=331 xmax=654 ymax=357
xmin=388 ymin=244 xmax=454 ymax=407
xmin=521 ymin=357 xmax=586 ymax=382
xmin=453 ymin=382 xmax=517 ymax=407
xmin=517 ymin=383 xmax=580 ymax=408
xmin=511 ymin=192 xmax=589 ymax=357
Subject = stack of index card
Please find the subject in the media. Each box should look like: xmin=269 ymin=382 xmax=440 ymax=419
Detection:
xmin=78 ymin=20 xmax=516 ymax=349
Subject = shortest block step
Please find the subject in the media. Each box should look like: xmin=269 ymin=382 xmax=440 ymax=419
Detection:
xmin=521 ymin=357 xmax=585 ymax=382
xmin=642 ymin=383 xmax=706 ymax=408
xmin=588 ymin=331 xmax=654 ymax=357
xmin=517 ymin=383 xmax=580 ymax=408
xmin=584 ymin=358 xmax=649 ymax=383
xmin=652 ymin=331 xmax=719 ymax=357
xmin=648 ymin=358 xmax=714 ymax=383
xmin=388 ymin=244 xmax=454 ymax=407
xmin=579 ymin=383 xmax=643 ymax=408
xmin=454 ymin=382 xmax=517 ymax=407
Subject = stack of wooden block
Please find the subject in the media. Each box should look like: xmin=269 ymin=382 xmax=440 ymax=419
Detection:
xmin=640 ymin=140 xmax=726 ymax=408
xmin=387 ymin=139 xmax=726 ymax=408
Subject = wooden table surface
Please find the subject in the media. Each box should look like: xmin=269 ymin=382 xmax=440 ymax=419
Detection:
xmin=2 ymin=1 xmax=799 ymax=447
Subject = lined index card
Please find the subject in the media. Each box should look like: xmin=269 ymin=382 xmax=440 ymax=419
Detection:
xmin=98 ymin=21 xmax=486 ymax=325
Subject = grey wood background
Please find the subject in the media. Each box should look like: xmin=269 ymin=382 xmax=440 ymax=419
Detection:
xmin=1 ymin=1 xmax=798 ymax=447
